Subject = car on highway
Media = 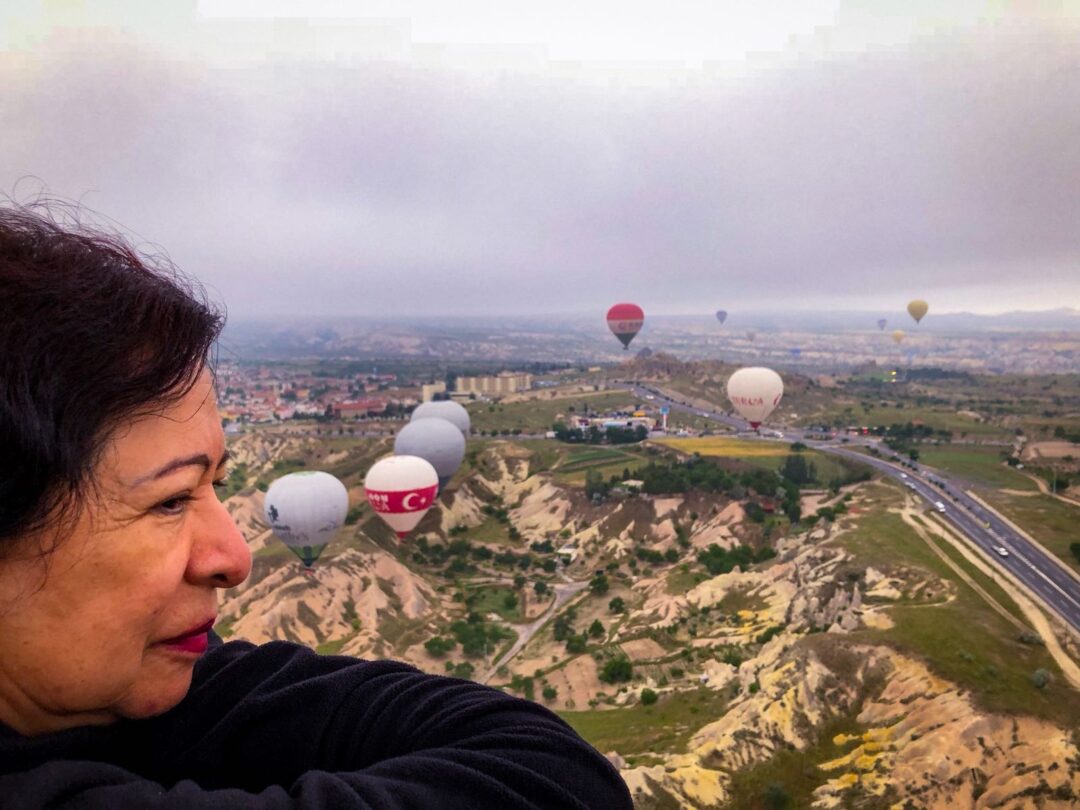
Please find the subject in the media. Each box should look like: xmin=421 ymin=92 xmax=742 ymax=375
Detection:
xmin=934 ymin=501 xmax=946 ymax=513
xmin=905 ymin=482 xmax=916 ymax=490
xmin=995 ymin=546 xmax=1010 ymax=558
xmin=900 ymin=473 xmax=908 ymax=479
xmin=645 ymin=394 xmax=654 ymax=400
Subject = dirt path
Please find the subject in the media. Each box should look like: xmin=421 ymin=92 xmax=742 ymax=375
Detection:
xmin=897 ymin=505 xmax=1030 ymax=634
xmin=1021 ymin=472 xmax=1080 ymax=508
xmin=482 ymin=579 xmax=589 ymax=683
xmin=923 ymin=513 xmax=1080 ymax=691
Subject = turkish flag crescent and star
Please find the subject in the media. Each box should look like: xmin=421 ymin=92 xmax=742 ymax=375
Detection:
xmin=365 ymin=485 xmax=439 ymax=514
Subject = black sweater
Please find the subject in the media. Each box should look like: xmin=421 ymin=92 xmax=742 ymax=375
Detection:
xmin=0 ymin=639 xmax=632 ymax=809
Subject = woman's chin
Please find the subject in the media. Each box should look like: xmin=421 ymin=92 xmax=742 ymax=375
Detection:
xmin=116 ymin=655 xmax=199 ymax=719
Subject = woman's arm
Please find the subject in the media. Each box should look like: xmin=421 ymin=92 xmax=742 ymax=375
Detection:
xmin=0 ymin=641 xmax=631 ymax=809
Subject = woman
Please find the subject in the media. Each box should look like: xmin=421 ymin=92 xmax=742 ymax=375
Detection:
xmin=0 ymin=204 xmax=632 ymax=809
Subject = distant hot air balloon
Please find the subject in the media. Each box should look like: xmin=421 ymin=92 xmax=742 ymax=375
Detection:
xmin=907 ymin=300 xmax=929 ymax=324
xmin=715 ymin=310 xmax=728 ymax=325
xmin=365 ymin=455 xmax=439 ymax=539
xmin=891 ymin=329 xmax=906 ymax=344
xmin=877 ymin=318 xmax=887 ymax=331
xmin=789 ymin=348 xmax=801 ymax=358
xmin=411 ymin=400 xmax=470 ymax=436
xmin=264 ymin=471 xmax=349 ymax=568
xmin=394 ymin=417 xmax=466 ymax=491
xmin=726 ymin=367 xmax=784 ymax=431
xmin=606 ymin=303 xmax=644 ymax=350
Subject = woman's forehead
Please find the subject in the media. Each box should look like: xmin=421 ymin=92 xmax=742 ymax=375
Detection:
xmin=104 ymin=377 xmax=224 ymax=481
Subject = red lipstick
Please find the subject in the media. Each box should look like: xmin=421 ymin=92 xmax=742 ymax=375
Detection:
xmin=159 ymin=618 xmax=215 ymax=655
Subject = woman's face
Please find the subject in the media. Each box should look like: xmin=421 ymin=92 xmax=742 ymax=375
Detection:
xmin=0 ymin=373 xmax=251 ymax=735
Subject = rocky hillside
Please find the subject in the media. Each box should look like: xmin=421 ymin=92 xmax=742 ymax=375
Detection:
xmin=218 ymin=432 xmax=1080 ymax=808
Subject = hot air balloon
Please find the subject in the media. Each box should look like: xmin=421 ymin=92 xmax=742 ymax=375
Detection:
xmin=789 ymin=348 xmax=801 ymax=358
xmin=394 ymin=417 xmax=466 ymax=491
xmin=746 ymin=331 xmax=757 ymax=343
xmin=715 ymin=310 xmax=728 ymax=325
xmin=877 ymin=318 xmax=887 ymax=331
xmin=365 ymin=455 xmax=439 ymax=539
xmin=726 ymin=367 xmax=784 ymax=431
xmin=411 ymin=400 xmax=470 ymax=436
xmin=907 ymin=300 xmax=928 ymax=324
xmin=264 ymin=471 xmax=348 ymax=568
xmin=891 ymin=330 xmax=906 ymax=344
xmin=606 ymin=303 xmax=644 ymax=350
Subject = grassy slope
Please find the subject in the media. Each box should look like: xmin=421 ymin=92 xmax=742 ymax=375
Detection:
xmin=917 ymin=445 xmax=1036 ymax=491
xmin=558 ymin=688 xmax=728 ymax=765
xmin=837 ymin=486 xmax=1080 ymax=726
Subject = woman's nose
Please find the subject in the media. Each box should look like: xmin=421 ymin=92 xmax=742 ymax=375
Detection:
xmin=187 ymin=495 xmax=252 ymax=588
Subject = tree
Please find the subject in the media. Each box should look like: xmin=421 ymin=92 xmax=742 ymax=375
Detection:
xmin=565 ymin=634 xmax=587 ymax=654
xmin=600 ymin=656 xmax=633 ymax=684
xmin=513 ymin=574 xmax=527 ymax=590
xmin=534 ymin=581 xmax=549 ymax=597
xmin=608 ymin=596 xmax=626 ymax=613
xmin=640 ymin=688 xmax=658 ymax=706
xmin=763 ymin=784 xmax=791 ymax=810
xmin=502 ymin=592 xmax=518 ymax=611
xmin=542 ymin=685 xmax=558 ymax=701
xmin=553 ymin=613 xmax=574 ymax=642
xmin=423 ymin=636 xmax=456 ymax=657
xmin=589 ymin=573 xmax=610 ymax=596
xmin=588 ymin=619 xmax=605 ymax=639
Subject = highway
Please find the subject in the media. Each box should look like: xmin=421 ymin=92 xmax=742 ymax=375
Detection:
xmin=617 ymin=382 xmax=1080 ymax=636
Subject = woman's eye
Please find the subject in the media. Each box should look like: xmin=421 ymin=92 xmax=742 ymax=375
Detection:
xmin=155 ymin=495 xmax=193 ymax=515
xmin=212 ymin=479 xmax=227 ymax=490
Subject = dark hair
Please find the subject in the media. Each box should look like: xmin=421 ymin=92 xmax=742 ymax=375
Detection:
xmin=0 ymin=202 xmax=224 ymax=550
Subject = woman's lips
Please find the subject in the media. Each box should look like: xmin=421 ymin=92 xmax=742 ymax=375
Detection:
xmin=159 ymin=618 xmax=215 ymax=654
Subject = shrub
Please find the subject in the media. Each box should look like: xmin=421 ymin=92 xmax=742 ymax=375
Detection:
xmin=640 ymin=688 xmax=658 ymax=706
xmin=424 ymin=636 xmax=456 ymax=657
xmin=600 ymin=656 xmax=633 ymax=684
xmin=1032 ymin=668 xmax=1052 ymax=689
xmin=542 ymin=685 xmax=558 ymax=701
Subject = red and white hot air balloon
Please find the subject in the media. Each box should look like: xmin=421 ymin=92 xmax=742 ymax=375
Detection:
xmin=726 ymin=367 xmax=784 ymax=431
xmin=364 ymin=455 xmax=439 ymax=539
xmin=606 ymin=302 xmax=645 ymax=350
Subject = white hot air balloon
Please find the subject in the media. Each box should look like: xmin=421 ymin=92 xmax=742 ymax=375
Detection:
xmin=394 ymin=417 xmax=466 ymax=490
xmin=411 ymin=400 xmax=471 ymax=436
xmin=264 ymin=471 xmax=349 ymax=568
xmin=365 ymin=455 xmax=439 ymax=538
xmin=726 ymin=367 xmax=784 ymax=431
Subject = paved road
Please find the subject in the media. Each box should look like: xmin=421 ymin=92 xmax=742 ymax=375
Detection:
xmin=616 ymin=382 xmax=1080 ymax=636
xmin=482 ymin=579 xmax=590 ymax=683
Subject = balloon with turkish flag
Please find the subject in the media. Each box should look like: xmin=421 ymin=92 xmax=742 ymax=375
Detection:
xmin=364 ymin=455 xmax=439 ymax=539
xmin=606 ymin=302 xmax=645 ymax=350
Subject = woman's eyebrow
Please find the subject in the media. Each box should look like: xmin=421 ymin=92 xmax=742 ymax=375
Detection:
xmin=131 ymin=449 xmax=231 ymax=487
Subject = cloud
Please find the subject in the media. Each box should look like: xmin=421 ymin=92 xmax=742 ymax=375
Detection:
xmin=2 ymin=17 xmax=1079 ymax=317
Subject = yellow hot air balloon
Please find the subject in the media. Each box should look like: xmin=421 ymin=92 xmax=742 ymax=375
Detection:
xmin=891 ymin=330 xmax=906 ymax=344
xmin=907 ymin=299 xmax=928 ymax=324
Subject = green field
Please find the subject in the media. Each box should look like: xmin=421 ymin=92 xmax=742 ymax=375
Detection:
xmin=917 ymin=445 xmax=1036 ymax=491
xmin=465 ymin=585 xmax=524 ymax=623
xmin=467 ymin=391 xmax=639 ymax=433
xmin=552 ymin=446 xmax=647 ymax=485
xmin=837 ymin=486 xmax=1080 ymax=726
xmin=804 ymin=403 xmax=1010 ymax=440
xmin=558 ymin=688 xmax=728 ymax=764
xmin=980 ymin=490 xmax=1080 ymax=575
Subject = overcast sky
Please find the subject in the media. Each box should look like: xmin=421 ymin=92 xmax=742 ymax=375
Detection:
xmin=2 ymin=1 xmax=1079 ymax=318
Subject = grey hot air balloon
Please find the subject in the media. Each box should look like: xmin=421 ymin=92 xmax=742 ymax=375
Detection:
xmin=394 ymin=417 xmax=466 ymax=491
xmin=877 ymin=318 xmax=887 ymax=331
xmin=715 ymin=310 xmax=728 ymax=325
xmin=411 ymin=400 xmax=470 ymax=436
